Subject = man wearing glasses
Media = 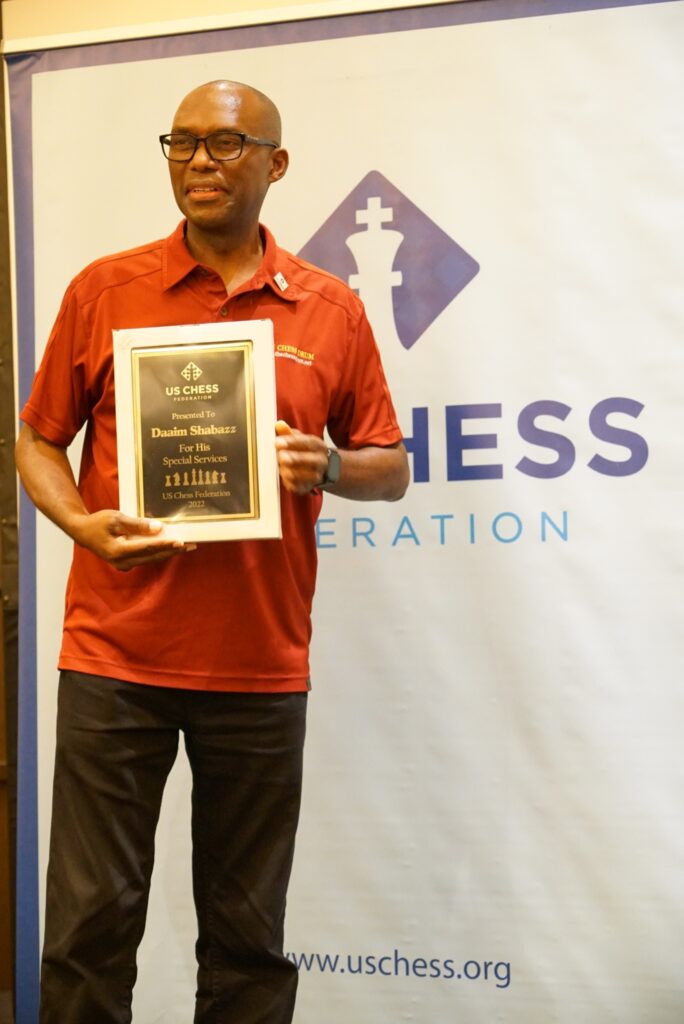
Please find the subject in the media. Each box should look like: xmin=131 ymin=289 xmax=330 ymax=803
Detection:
xmin=16 ymin=80 xmax=408 ymax=1024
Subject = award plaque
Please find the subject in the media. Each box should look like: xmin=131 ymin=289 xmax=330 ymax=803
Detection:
xmin=113 ymin=320 xmax=281 ymax=542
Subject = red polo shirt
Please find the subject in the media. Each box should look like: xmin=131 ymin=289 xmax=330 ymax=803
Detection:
xmin=22 ymin=221 xmax=402 ymax=691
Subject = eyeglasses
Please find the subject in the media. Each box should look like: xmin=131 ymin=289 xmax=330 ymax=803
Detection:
xmin=159 ymin=131 xmax=278 ymax=162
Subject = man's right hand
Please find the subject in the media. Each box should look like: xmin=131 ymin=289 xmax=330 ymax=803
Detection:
xmin=71 ymin=510 xmax=196 ymax=572
xmin=15 ymin=424 xmax=197 ymax=571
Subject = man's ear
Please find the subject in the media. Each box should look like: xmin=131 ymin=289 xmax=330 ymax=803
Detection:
xmin=269 ymin=147 xmax=289 ymax=183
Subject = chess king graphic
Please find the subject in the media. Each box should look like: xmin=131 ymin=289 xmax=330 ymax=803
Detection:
xmin=299 ymin=170 xmax=479 ymax=350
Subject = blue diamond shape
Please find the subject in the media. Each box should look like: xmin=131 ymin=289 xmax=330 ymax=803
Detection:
xmin=298 ymin=170 xmax=479 ymax=349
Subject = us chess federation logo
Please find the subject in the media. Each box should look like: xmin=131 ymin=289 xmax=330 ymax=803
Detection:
xmin=298 ymin=170 xmax=479 ymax=350
xmin=181 ymin=361 xmax=202 ymax=381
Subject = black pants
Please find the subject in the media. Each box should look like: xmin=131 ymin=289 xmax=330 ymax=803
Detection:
xmin=40 ymin=671 xmax=307 ymax=1024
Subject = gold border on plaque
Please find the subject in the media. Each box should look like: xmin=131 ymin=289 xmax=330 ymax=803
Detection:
xmin=130 ymin=340 xmax=259 ymax=524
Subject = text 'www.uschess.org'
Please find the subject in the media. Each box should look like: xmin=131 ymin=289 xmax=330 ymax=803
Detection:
xmin=286 ymin=949 xmax=511 ymax=988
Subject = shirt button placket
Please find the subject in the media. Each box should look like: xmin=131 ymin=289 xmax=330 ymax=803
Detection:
xmin=219 ymin=304 xmax=228 ymax=317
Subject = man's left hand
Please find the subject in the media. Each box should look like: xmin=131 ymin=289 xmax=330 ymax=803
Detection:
xmin=275 ymin=420 xmax=328 ymax=494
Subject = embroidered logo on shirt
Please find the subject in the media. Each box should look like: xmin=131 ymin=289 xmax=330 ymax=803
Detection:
xmin=275 ymin=344 xmax=315 ymax=367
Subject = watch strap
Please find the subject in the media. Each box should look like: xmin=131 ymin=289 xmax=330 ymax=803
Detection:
xmin=321 ymin=447 xmax=341 ymax=488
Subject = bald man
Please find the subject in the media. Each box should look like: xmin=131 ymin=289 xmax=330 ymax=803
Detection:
xmin=17 ymin=81 xmax=408 ymax=1024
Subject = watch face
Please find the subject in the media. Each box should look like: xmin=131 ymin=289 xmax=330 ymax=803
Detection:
xmin=325 ymin=448 xmax=341 ymax=485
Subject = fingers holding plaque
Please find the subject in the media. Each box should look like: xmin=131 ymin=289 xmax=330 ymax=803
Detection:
xmin=113 ymin=321 xmax=281 ymax=543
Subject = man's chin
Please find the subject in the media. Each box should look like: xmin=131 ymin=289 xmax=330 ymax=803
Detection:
xmin=184 ymin=208 xmax=233 ymax=233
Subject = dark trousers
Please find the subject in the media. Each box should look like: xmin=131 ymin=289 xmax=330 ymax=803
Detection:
xmin=40 ymin=671 xmax=307 ymax=1024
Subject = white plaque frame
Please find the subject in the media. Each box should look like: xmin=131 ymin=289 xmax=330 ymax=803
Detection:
xmin=113 ymin=319 xmax=281 ymax=543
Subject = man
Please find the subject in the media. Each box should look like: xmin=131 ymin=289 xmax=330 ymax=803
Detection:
xmin=16 ymin=80 xmax=408 ymax=1023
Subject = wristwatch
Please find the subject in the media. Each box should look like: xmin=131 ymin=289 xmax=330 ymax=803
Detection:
xmin=320 ymin=447 xmax=341 ymax=488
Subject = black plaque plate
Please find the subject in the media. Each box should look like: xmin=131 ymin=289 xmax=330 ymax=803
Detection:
xmin=131 ymin=341 xmax=258 ymax=523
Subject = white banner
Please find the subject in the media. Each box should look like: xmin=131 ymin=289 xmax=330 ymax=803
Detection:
xmin=12 ymin=1 xmax=684 ymax=1020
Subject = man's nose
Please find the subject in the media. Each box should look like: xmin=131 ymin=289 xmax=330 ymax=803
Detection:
xmin=190 ymin=139 xmax=218 ymax=167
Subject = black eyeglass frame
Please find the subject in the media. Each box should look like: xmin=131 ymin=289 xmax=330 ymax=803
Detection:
xmin=159 ymin=131 xmax=279 ymax=162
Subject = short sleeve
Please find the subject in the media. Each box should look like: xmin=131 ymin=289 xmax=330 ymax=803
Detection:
xmin=21 ymin=281 xmax=94 ymax=447
xmin=326 ymin=306 xmax=403 ymax=450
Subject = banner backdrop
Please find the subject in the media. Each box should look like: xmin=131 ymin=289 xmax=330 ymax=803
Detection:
xmin=8 ymin=1 xmax=684 ymax=1021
